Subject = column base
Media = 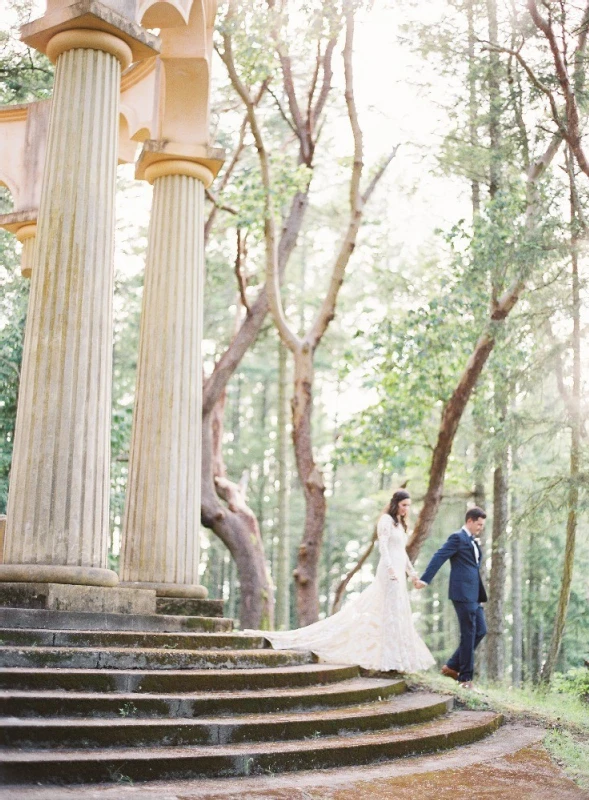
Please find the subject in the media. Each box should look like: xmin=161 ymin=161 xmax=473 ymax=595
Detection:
xmin=0 ymin=582 xmax=156 ymax=614
xmin=0 ymin=564 xmax=118 ymax=586
xmin=120 ymin=581 xmax=208 ymax=599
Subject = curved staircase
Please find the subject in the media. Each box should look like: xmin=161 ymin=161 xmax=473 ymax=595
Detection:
xmin=0 ymin=604 xmax=502 ymax=786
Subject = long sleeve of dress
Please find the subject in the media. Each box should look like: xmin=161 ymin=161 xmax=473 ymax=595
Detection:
xmin=405 ymin=552 xmax=418 ymax=579
xmin=376 ymin=515 xmax=394 ymax=570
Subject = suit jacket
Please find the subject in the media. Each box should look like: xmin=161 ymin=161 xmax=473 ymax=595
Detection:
xmin=420 ymin=530 xmax=488 ymax=603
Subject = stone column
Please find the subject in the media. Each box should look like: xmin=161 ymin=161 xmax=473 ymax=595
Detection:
xmin=120 ymin=159 xmax=212 ymax=599
xmin=0 ymin=30 xmax=132 ymax=588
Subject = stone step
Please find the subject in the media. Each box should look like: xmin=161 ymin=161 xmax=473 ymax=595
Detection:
xmin=0 ymin=646 xmax=313 ymax=671
xmin=0 ymin=663 xmax=359 ymax=693
xmin=0 ymin=629 xmax=266 ymax=651
xmin=0 ymin=676 xmax=405 ymax=718
xmin=0 ymin=711 xmax=503 ymax=784
xmin=155 ymin=598 xmax=224 ymax=618
xmin=0 ymin=693 xmax=452 ymax=749
xmin=0 ymin=608 xmax=233 ymax=633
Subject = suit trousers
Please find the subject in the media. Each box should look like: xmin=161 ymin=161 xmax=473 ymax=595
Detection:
xmin=447 ymin=601 xmax=487 ymax=682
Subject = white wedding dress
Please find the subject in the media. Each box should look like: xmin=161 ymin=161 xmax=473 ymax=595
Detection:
xmin=263 ymin=515 xmax=435 ymax=672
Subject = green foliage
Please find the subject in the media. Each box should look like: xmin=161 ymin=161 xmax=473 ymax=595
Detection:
xmin=552 ymin=668 xmax=589 ymax=699
xmin=0 ymin=2 xmax=53 ymax=104
xmin=0 ymin=232 xmax=28 ymax=513
xmin=338 ymin=182 xmax=550 ymax=469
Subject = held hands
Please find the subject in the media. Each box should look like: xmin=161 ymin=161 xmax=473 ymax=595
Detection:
xmin=412 ymin=578 xmax=427 ymax=590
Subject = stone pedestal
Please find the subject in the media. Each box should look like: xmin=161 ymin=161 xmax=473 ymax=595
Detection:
xmin=119 ymin=157 xmax=213 ymax=599
xmin=0 ymin=21 xmax=156 ymax=592
xmin=0 ymin=582 xmax=156 ymax=614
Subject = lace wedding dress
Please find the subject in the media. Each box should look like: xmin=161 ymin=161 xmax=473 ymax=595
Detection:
xmin=263 ymin=515 xmax=435 ymax=672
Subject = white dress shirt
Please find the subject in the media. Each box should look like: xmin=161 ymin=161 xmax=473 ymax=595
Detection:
xmin=462 ymin=526 xmax=479 ymax=564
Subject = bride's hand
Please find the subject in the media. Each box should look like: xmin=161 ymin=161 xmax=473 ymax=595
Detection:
xmin=387 ymin=566 xmax=398 ymax=581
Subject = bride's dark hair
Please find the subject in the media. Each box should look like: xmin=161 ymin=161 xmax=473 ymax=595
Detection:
xmin=386 ymin=490 xmax=410 ymax=531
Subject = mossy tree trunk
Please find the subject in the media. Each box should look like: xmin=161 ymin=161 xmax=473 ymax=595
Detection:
xmin=541 ymin=150 xmax=582 ymax=684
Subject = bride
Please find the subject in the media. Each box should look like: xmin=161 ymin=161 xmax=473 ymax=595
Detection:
xmin=262 ymin=490 xmax=435 ymax=673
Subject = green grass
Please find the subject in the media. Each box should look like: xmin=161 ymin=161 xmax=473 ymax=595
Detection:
xmin=544 ymin=730 xmax=589 ymax=789
xmin=408 ymin=671 xmax=589 ymax=788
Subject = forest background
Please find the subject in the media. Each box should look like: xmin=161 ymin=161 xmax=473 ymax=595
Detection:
xmin=1 ymin=0 xmax=589 ymax=697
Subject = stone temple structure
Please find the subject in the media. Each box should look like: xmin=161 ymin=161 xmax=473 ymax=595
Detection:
xmin=0 ymin=0 xmax=223 ymax=613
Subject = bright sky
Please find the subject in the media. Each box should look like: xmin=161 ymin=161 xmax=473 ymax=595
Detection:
xmin=355 ymin=2 xmax=471 ymax=249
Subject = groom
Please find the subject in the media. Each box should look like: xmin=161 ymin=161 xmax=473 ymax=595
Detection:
xmin=414 ymin=507 xmax=488 ymax=689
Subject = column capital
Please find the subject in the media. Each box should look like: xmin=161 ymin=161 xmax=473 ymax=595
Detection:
xmin=0 ymin=210 xmax=37 ymax=235
xmin=15 ymin=223 xmax=37 ymax=279
xmin=21 ymin=0 xmax=160 ymax=64
xmin=14 ymin=223 xmax=37 ymax=243
xmin=0 ymin=214 xmax=38 ymax=279
xmin=135 ymin=140 xmax=225 ymax=185
xmin=46 ymin=29 xmax=133 ymax=69
xmin=144 ymin=159 xmax=214 ymax=187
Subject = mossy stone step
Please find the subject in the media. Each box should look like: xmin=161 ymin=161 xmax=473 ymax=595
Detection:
xmin=0 ymin=629 xmax=266 ymax=651
xmin=0 ymin=608 xmax=233 ymax=633
xmin=0 ymin=676 xmax=404 ymax=718
xmin=0 ymin=693 xmax=453 ymax=749
xmin=0 ymin=663 xmax=359 ymax=693
xmin=0 ymin=646 xmax=313 ymax=671
xmin=0 ymin=711 xmax=503 ymax=784
xmin=156 ymin=598 xmax=224 ymax=618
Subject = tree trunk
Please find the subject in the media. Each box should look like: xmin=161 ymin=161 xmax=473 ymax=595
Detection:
xmin=407 ymin=331 xmax=495 ymax=561
xmin=227 ymin=556 xmax=238 ymax=622
xmin=198 ymin=184 xmax=310 ymax=629
xmin=472 ymin=400 xmax=488 ymax=583
xmin=275 ymin=339 xmax=291 ymax=629
xmin=524 ymin=526 xmax=536 ymax=682
xmin=486 ymin=0 xmax=501 ymax=204
xmin=511 ymin=446 xmax=523 ymax=687
xmin=541 ymin=152 xmax=581 ymax=684
xmin=467 ymin=0 xmax=481 ymax=214
xmin=201 ymin=393 xmax=274 ymax=629
xmin=254 ymin=377 xmax=269 ymax=535
xmin=291 ymin=347 xmax=326 ymax=625
xmin=534 ymin=621 xmax=544 ymax=684
xmin=486 ymin=382 xmax=509 ymax=681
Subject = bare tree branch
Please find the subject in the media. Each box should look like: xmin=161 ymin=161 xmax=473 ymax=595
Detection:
xmin=311 ymin=39 xmax=337 ymax=135
xmin=527 ymin=0 xmax=589 ymax=178
xmin=265 ymin=85 xmax=299 ymax=136
xmin=217 ymin=5 xmax=299 ymax=352
xmin=234 ymin=228 xmax=250 ymax=313
xmin=307 ymin=14 xmax=398 ymax=348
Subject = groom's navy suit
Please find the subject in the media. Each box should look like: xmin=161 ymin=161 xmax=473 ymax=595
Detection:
xmin=420 ymin=529 xmax=487 ymax=682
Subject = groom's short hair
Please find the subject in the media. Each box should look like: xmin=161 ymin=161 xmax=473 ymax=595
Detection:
xmin=465 ymin=506 xmax=486 ymax=522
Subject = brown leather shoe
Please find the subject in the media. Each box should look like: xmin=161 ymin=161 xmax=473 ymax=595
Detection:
xmin=441 ymin=664 xmax=459 ymax=681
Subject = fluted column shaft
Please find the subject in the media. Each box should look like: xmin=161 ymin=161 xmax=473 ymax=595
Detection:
xmin=120 ymin=162 xmax=210 ymax=597
xmin=1 ymin=34 xmax=130 ymax=587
